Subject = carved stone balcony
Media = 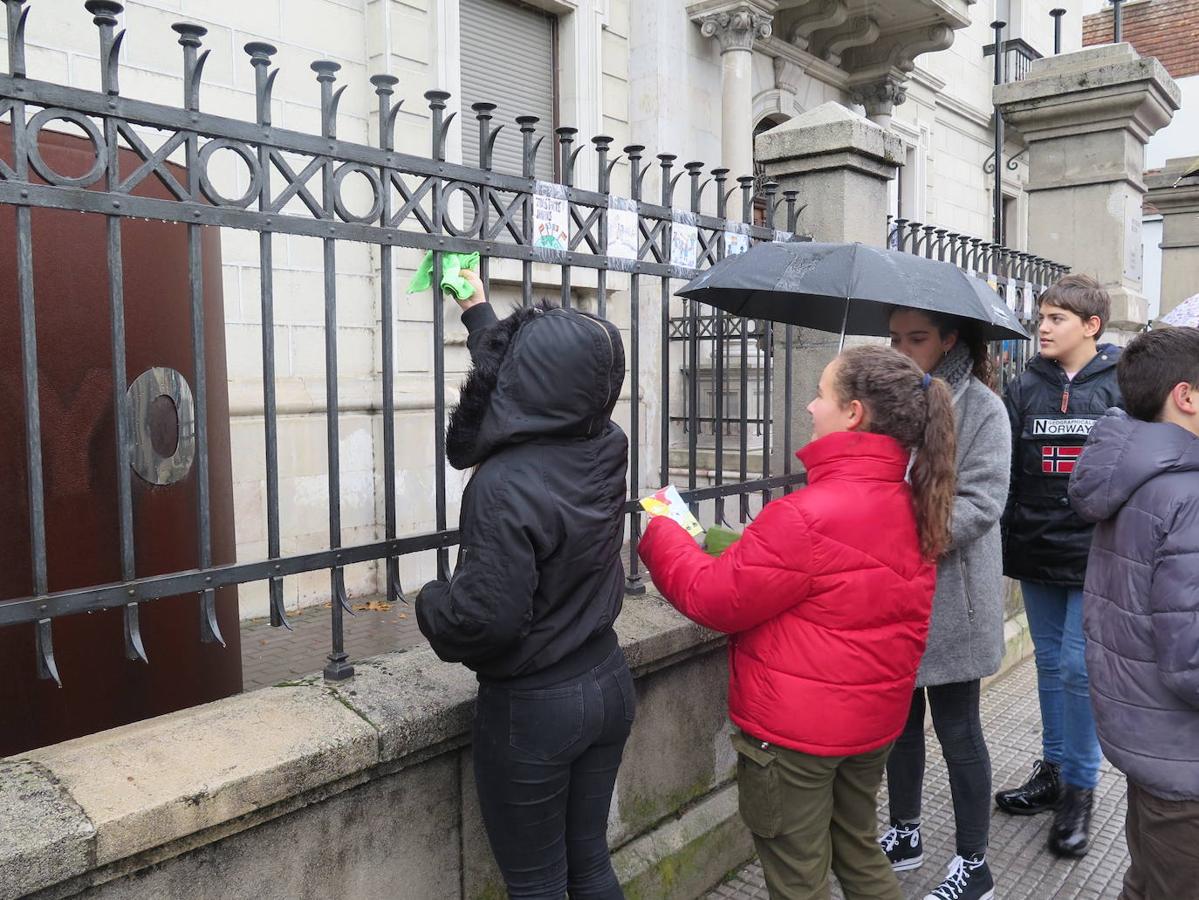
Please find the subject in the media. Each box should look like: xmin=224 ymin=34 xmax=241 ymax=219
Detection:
xmin=771 ymin=0 xmax=974 ymax=122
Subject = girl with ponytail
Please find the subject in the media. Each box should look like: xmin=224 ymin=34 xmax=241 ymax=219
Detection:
xmin=884 ymin=307 xmax=1012 ymax=900
xmin=640 ymin=345 xmax=954 ymax=900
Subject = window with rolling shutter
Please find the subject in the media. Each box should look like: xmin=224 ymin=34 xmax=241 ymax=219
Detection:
xmin=460 ymin=0 xmax=558 ymax=180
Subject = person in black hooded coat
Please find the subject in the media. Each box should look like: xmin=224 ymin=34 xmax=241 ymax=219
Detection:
xmin=417 ymin=268 xmax=634 ymax=899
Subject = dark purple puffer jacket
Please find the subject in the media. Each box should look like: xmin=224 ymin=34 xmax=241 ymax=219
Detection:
xmin=1069 ymin=409 xmax=1199 ymax=801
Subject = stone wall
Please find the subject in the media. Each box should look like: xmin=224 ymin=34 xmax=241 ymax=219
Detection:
xmin=1 ymin=593 xmax=752 ymax=900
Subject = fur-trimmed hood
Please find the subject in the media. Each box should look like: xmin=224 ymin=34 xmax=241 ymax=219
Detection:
xmin=446 ymin=304 xmax=626 ymax=470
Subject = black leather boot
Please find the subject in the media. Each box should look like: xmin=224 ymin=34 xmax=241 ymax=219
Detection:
xmin=994 ymin=759 xmax=1062 ymax=815
xmin=1048 ymin=784 xmax=1093 ymax=857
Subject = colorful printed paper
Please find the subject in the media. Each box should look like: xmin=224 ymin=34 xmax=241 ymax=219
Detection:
xmin=607 ymin=196 xmax=639 ymax=266
xmin=639 ymin=485 xmax=703 ymax=540
xmin=532 ymin=181 xmax=569 ymax=252
xmin=671 ymin=212 xmax=699 ymax=270
xmin=725 ymin=222 xmax=750 ymax=256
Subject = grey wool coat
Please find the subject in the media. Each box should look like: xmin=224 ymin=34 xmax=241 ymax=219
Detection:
xmin=916 ymin=376 xmax=1011 ymax=687
xmin=1069 ymin=410 xmax=1199 ymax=801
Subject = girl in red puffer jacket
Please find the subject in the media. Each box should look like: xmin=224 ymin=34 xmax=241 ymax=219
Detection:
xmin=640 ymin=345 xmax=957 ymax=900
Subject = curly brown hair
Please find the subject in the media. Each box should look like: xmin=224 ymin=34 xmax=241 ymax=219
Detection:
xmin=834 ymin=346 xmax=958 ymax=560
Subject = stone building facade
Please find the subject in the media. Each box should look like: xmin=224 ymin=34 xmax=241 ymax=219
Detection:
xmin=10 ymin=0 xmax=1159 ymax=621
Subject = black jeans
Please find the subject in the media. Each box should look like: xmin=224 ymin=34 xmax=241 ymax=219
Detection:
xmin=886 ymin=680 xmax=992 ymax=856
xmin=473 ymin=646 xmax=636 ymax=899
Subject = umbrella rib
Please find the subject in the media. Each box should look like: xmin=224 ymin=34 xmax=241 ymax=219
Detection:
xmin=838 ymin=242 xmax=859 ymax=352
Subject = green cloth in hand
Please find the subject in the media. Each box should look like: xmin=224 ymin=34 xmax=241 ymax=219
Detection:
xmin=704 ymin=525 xmax=742 ymax=557
xmin=406 ymin=251 xmax=480 ymax=300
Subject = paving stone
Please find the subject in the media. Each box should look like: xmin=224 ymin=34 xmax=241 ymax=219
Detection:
xmin=240 ymin=598 xmax=424 ymax=690
xmin=707 ymin=659 xmax=1130 ymax=900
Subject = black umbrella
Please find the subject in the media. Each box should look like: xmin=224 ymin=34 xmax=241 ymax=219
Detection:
xmin=678 ymin=241 xmax=1030 ymax=345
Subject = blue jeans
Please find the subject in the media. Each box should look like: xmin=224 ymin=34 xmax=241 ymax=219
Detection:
xmin=1021 ymin=582 xmax=1102 ymax=790
xmin=472 ymin=647 xmax=635 ymax=899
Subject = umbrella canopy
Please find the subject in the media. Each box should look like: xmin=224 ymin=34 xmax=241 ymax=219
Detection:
xmin=678 ymin=241 xmax=1030 ymax=342
xmin=1159 ymin=294 xmax=1199 ymax=328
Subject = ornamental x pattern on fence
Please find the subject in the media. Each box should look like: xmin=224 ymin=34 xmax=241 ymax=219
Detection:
xmin=0 ymin=0 xmax=819 ymax=687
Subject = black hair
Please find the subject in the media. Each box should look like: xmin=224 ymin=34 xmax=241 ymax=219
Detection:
xmin=1117 ymin=326 xmax=1199 ymax=422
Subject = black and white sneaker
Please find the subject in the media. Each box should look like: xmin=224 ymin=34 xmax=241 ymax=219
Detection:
xmin=879 ymin=819 xmax=923 ymax=871
xmin=924 ymin=854 xmax=995 ymax=900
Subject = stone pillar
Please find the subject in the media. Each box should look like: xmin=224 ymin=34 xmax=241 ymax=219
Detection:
xmin=995 ymin=43 xmax=1180 ymax=336
xmin=755 ymin=102 xmax=903 ymax=472
xmin=1147 ymin=157 xmax=1199 ymax=321
xmin=848 ymin=76 xmax=908 ymax=131
xmin=695 ymin=3 xmax=773 ymax=180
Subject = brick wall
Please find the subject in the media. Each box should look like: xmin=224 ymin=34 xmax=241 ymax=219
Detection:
xmin=1084 ymin=0 xmax=1199 ymax=79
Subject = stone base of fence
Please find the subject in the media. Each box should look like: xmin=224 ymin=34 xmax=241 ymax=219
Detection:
xmin=2 ymin=582 xmax=1035 ymax=900
xmin=1 ymin=591 xmax=748 ymax=900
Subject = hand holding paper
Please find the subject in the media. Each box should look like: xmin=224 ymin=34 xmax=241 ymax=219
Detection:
xmin=639 ymin=485 xmax=703 ymax=541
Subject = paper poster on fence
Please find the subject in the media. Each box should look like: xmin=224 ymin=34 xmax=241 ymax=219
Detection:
xmin=725 ymin=221 xmax=750 ymax=256
xmin=773 ymin=230 xmax=794 ymax=243
xmin=606 ymin=196 xmax=639 ymax=265
xmin=671 ymin=212 xmax=699 ymax=270
xmin=532 ymin=182 xmax=570 ymax=252
xmin=1005 ymin=279 xmax=1018 ymax=312
xmin=1023 ymin=282 xmax=1035 ymax=320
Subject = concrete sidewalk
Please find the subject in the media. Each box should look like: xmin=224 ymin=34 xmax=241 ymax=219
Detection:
xmin=707 ymin=658 xmax=1131 ymax=900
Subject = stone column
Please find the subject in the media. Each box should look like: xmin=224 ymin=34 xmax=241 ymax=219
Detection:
xmin=695 ymin=3 xmax=773 ymax=181
xmin=1146 ymin=157 xmax=1199 ymax=321
xmin=848 ymin=76 xmax=907 ymax=131
xmin=995 ymin=43 xmax=1180 ymax=336
xmin=755 ymin=102 xmax=903 ymax=472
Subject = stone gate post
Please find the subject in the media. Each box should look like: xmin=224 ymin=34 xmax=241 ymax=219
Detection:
xmin=1147 ymin=157 xmax=1199 ymax=321
xmin=995 ymin=44 xmax=1180 ymax=340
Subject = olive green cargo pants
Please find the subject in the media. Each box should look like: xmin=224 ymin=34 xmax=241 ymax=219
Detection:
xmin=733 ymin=731 xmax=901 ymax=900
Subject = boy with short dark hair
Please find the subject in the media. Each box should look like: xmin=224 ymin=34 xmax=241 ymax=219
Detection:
xmin=1069 ymin=326 xmax=1199 ymax=900
xmin=994 ymin=274 xmax=1123 ymax=857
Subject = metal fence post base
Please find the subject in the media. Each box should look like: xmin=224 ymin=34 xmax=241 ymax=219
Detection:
xmin=624 ymin=576 xmax=647 ymax=596
xmin=323 ymin=654 xmax=355 ymax=682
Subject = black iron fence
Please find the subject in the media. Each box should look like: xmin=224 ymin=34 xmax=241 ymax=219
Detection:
xmin=0 ymin=0 xmax=808 ymax=687
xmin=887 ymin=215 xmax=1069 ymax=390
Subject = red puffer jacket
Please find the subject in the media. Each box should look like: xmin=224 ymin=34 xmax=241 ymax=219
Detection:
xmin=640 ymin=430 xmax=935 ymax=756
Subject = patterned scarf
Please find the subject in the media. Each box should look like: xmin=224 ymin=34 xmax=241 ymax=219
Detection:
xmin=932 ymin=340 xmax=974 ymax=394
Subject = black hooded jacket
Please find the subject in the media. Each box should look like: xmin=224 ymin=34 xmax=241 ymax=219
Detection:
xmin=1001 ymin=344 xmax=1122 ymax=586
xmin=416 ymin=302 xmax=629 ymax=686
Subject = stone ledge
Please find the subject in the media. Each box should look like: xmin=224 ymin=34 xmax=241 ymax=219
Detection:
xmin=16 ymin=686 xmax=379 ymax=876
xmin=2 ymin=591 xmax=720 ymax=898
xmin=614 ymin=781 xmax=751 ymax=900
xmin=0 ymin=759 xmax=95 ymax=900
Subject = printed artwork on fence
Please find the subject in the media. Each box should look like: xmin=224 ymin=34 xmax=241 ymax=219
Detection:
xmin=773 ymin=230 xmax=794 ymax=243
xmin=726 ymin=222 xmax=750 ymax=256
xmin=533 ymin=182 xmax=570 ymax=252
xmin=671 ymin=211 xmax=699 ymax=270
xmin=1006 ymin=278 xmax=1018 ymax=312
xmin=607 ymin=196 xmax=639 ymax=268
xmin=1023 ymin=281 xmax=1035 ymax=320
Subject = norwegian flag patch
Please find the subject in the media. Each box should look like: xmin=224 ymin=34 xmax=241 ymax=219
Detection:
xmin=1042 ymin=445 xmax=1083 ymax=474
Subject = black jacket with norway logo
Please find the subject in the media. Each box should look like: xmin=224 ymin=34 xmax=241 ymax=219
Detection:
xmin=1001 ymin=344 xmax=1122 ymax=586
xmin=416 ymin=301 xmax=629 ymax=686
